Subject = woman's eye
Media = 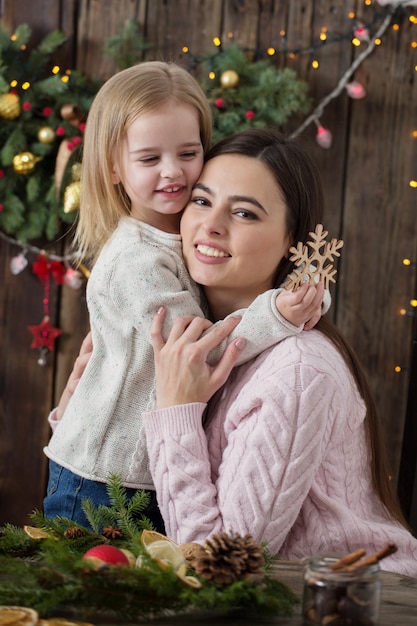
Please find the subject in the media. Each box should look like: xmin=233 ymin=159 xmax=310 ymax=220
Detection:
xmin=235 ymin=209 xmax=257 ymax=220
xmin=191 ymin=196 xmax=209 ymax=207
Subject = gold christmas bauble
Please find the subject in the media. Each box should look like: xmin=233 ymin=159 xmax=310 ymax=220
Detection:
xmin=63 ymin=180 xmax=81 ymax=213
xmin=38 ymin=126 xmax=56 ymax=144
xmin=220 ymin=70 xmax=239 ymax=88
xmin=12 ymin=151 xmax=42 ymax=174
xmin=0 ymin=92 xmax=21 ymax=119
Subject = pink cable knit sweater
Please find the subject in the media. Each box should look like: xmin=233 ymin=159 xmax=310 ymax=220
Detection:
xmin=144 ymin=329 xmax=417 ymax=578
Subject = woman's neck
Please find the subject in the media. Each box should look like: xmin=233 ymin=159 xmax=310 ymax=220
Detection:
xmin=205 ymin=287 xmax=251 ymax=321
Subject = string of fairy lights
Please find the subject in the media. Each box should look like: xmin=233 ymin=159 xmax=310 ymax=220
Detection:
xmin=1 ymin=0 xmax=416 ymax=367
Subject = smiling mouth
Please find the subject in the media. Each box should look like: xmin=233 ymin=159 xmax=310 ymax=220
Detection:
xmin=158 ymin=185 xmax=183 ymax=193
xmin=196 ymin=244 xmax=231 ymax=258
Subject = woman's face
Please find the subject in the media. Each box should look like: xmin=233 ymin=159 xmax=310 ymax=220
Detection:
xmin=181 ymin=153 xmax=290 ymax=316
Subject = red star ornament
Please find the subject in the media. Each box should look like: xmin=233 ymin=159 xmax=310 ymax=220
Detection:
xmin=28 ymin=317 xmax=62 ymax=351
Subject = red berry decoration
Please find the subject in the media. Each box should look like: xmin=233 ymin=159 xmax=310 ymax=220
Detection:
xmin=83 ymin=544 xmax=130 ymax=568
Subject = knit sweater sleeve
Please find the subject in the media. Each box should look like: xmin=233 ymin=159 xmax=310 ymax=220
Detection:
xmin=207 ymin=284 xmax=331 ymax=367
xmin=207 ymin=289 xmax=303 ymax=366
xmin=144 ymin=345 xmax=337 ymax=548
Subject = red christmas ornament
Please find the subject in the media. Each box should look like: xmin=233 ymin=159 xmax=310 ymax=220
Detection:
xmin=83 ymin=544 xmax=130 ymax=568
xmin=29 ymin=253 xmax=66 ymax=361
xmin=246 ymin=110 xmax=255 ymax=120
xmin=28 ymin=317 xmax=62 ymax=351
xmin=32 ymin=254 xmax=65 ymax=284
xmin=215 ymin=98 xmax=225 ymax=108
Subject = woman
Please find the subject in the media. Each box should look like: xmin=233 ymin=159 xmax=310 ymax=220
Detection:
xmin=143 ymin=128 xmax=417 ymax=577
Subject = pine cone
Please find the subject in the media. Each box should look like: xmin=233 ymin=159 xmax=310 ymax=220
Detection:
xmin=102 ymin=526 xmax=123 ymax=539
xmin=64 ymin=526 xmax=86 ymax=539
xmin=192 ymin=531 xmax=265 ymax=585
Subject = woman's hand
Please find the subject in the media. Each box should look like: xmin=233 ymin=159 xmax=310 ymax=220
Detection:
xmin=151 ymin=308 xmax=245 ymax=408
xmin=56 ymin=331 xmax=93 ymax=420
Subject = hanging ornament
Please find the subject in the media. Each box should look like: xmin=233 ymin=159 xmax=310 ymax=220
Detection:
xmin=60 ymin=103 xmax=84 ymax=127
xmin=10 ymin=252 xmax=28 ymax=275
xmin=315 ymin=125 xmax=333 ymax=149
xmin=28 ymin=253 xmax=65 ymax=364
xmin=12 ymin=151 xmax=42 ymax=174
xmin=220 ymin=70 xmax=239 ymax=88
xmin=345 ymin=81 xmax=366 ymax=100
xmin=63 ymin=163 xmax=82 ymax=213
xmin=28 ymin=317 xmax=62 ymax=352
xmin=64 ymin=267 xmax=84 ymax=289
xmin=0 ymin=92 xmax=21 ymax=119
xmin=63 ymin=181 xmax=81 ymax=213
xmin=353 ymin=23 xmax=370 ymax=43
xmin=37 ymin=126 xmax=56 ymax=144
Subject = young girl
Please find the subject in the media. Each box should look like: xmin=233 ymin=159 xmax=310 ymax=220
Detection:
xmin=44 ymin=62 xmax=326 ymax=531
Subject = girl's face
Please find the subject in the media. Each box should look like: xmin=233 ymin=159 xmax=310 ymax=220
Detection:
xmin=181 ymin=153 xmax=290 ymax=317
xmin=111 ymin=102 xmax=204 ymax=233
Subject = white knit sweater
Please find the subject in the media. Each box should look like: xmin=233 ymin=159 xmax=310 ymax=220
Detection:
xmin=45 ymin=217 xmax=304 ymax=489
xmin=144 ymin=330 xmax=417 ymax=577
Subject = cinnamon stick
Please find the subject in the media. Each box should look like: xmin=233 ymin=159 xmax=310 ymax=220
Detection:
xmin=330 ymin=548 xmax=366 ymax=570
xmin=345 ymin=543 xmax=398 ymax=572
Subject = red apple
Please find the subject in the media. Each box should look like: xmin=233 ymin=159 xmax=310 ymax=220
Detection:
xmin=82 ymin=544 xmax=130 ymax=569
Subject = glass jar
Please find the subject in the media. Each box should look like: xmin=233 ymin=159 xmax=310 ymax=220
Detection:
xmin=302 ymin=555 xmax=381 ymax=626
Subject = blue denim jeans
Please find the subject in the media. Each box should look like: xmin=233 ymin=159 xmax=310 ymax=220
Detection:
xmin=44 ymin=460 xmax=165 ymax=533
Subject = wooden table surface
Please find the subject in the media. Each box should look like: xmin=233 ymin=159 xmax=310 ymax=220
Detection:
xmin=143 ymin=560 xmax=417 ymax=625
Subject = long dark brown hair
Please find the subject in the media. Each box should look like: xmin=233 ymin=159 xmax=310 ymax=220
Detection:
xmin=205 ymin=128 xmax=408 ymax=528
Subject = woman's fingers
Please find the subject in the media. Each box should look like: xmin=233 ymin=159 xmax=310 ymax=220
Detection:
xmin=151 ymin=307 xmax=213 ymax=351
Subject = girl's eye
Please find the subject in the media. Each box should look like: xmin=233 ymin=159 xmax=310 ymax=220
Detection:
xmin=181 ymin=151 xmax=198 ymax=159
xmin=139 ymin=156 xmax=159 ymax=164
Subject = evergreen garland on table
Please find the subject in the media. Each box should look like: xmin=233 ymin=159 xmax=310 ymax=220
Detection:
xmin=0 ymin=476 xmax=299 ymax=621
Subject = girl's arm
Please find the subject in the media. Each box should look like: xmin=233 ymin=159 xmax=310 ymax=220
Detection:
xmin=206 ymin=281 xmax=326 ymax=366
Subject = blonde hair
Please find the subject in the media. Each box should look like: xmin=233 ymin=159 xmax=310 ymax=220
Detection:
xmin=75 ymin=61 xmax=212 ymax=263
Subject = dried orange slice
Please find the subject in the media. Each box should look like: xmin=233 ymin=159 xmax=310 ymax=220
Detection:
xmin=0 ymin=606 xmax=38 ymax=626
xmin=140 ymin=530 xmax=201 ymax=588
xmin=23 ymin=525 xmax=50 ymax=540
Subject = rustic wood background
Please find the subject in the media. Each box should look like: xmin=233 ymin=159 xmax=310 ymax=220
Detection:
xmin=1 ymin=0 xmax=416 ymax=531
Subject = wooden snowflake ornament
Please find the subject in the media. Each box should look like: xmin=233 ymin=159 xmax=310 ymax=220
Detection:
xmin=285 ymin=224 xmax=344 ymax=291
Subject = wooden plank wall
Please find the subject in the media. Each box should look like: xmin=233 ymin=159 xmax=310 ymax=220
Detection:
xmin=0 ymin=0 xmax=416 ymax=528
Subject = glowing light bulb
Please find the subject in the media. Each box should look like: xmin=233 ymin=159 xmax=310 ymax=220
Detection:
xmin=353 ymin=25 xmax=370 ymax=42
xmin=346 ymin=81 xmax=366 ymax=99
xmin=316 ymin=126 xmax=332 ymax=149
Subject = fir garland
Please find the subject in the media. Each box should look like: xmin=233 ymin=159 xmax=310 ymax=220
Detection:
xmin=0 ymin=476 xmax=299 ymax=621
xmin=0 ymin=23 xmax=99 ymax=243
xmin=0 ymin=21 xmax=311 ymax=245
xmin=200 ymin=43 xmax=311 ymax=144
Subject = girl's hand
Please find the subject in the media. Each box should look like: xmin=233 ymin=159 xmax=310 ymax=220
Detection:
xmin=56 ymin=331 xmax=93 ymax=420
xmin=276 ymin=282 xmax=325 ymax=331
xmin=151 ymin=308 xmax=245 ymax=408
